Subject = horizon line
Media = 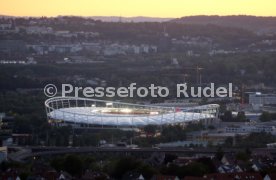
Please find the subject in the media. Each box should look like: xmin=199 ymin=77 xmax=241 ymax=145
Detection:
xmin=2 ymin=14 xmax=276 ymax=19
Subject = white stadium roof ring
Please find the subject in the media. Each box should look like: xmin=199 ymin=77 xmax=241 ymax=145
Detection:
xmin=45 ymin=97 xmax=220 ymax=127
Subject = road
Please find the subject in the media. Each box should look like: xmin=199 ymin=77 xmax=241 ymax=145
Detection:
xmin=7 ymin=146 xmax=251 ymax=162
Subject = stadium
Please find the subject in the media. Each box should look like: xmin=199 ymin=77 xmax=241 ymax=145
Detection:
xmin=45 ymin=97 xmax=220 ymax=128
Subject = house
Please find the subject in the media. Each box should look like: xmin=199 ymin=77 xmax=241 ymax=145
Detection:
xmin=172 ymin=157 xmax=197 ymax=166
xmin=146 ymin=152 xmax=165 ymax=166
xmin=205 ymin=172 xmax=262 ymax=180
xmin=183 ymin=177 xmax=205 ymax=180
xmin=235 ymin=160 xmax=250 ymax=172
xmin=151 ymin=175 xmax=180 ymax=180
xmin=122 ymin=171 xmax=144 ymax=180
xmin=221 ymin=154 xmax=236 ymax=165
xmin=217 ymin=164 xmax=243 ymax=173
xmin=82 ymin=170 xmax=110 ymax=179
xmin=42 ymin=170 xmax=59 ymax=180
xmin=214 ymin=154 xmax=246 ymax=173
xmin=250 ymin=155 xmax=273 ymax=171
xmin=58 ymin=171 xmax=72 ymax=180
xmin=1 ymin=168 xmax=21 ymax=180
xmin=251 ymin=160 xmax=265 ymax=172
xmin=264 ymin=173 xmax=276 ymax=180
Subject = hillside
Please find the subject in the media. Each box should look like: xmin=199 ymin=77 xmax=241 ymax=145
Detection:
xmin=172 ymin=15 xmax=276 ymax=34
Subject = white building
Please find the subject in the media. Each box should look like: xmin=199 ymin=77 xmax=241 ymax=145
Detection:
xmin=225 ymin=126 xmax=276 ymax=135
xmin=0 ymin=146 xmax=7 ymax=163
xmin=0 ymin=23 xmax=12 ymax=30
xmin=249 ymin=92 xmax=276 ymax=111
xmin=25 ymin=26 xmax=53 ymax=34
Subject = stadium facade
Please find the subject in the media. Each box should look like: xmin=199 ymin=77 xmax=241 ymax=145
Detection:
xmin=45 ymin=97 xmax=220 ymax=128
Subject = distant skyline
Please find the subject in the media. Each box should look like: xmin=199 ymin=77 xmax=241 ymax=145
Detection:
xmin=1 ymin=0 xmax=276 ymax=18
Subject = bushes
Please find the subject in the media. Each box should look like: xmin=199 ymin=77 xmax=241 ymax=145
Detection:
xmin=260 ymin=111 xmax=272 ymax=122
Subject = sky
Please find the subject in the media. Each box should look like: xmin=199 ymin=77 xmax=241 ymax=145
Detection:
xmin=0 ymin=0 xmax=276 ymax=18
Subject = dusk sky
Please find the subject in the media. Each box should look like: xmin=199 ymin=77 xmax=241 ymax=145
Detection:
xmin=0 ymin=0 xmax=276 ymax=17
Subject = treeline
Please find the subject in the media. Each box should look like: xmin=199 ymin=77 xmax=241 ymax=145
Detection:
xmin=224 ymin=132 xmax=276 ymax=148
xmin=1 ymin=52 xmax=276 ymax=92
xmin=2 ymin=16 xmax=264 ymax=48
xmin=221 ymin=110 xmax=276 ymax=122
xmin=49 ymin=154 xmax=216 ymax=179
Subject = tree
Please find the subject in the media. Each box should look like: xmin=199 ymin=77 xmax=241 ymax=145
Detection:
xmin=110 ymin=157 xmax=141 ymax=179
xmin=236 ymin=151 xmax=250 ymax=162
xmin=223 ymin=111 xmax=233 ymax=122
xmin=208 ymin=125 xmax=215 ymax=130
xmin=63 ymin=155 xmax=83 ymax=177
xmin=50 ymin=156 xmax=64 ymax=172
xmin=197 ymin=157 xmax=216 ymax=173
xmin=224 ymin=137 xmax=233 ymax=147
xmin=137 ymin=164 xmax=159 ymax=179
xmin=215 ymin=146 xmax=224 ymax=160
xmin=161 ymin=125 xmax=186 ymax=142
xmin=144 ymin=125 xmax=157 ymax=136
xmin=236 ymin=111 xmax=247 ymax=122
xmin=235 ymin=132 xmax=276 ymax=148
xmin=260 ymin=111 xmax=272 ymax=122
xmin=185 ymin=123 xmax=205 ymax=132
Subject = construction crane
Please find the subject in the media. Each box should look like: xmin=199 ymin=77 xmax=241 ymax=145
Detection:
xmin=196 ymin=65 xmax=204 ymax=85
xmin=181 ymin=66 xmax=204 ymax=85
xmin=162 ymin=64 xmax=204 ymax=84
